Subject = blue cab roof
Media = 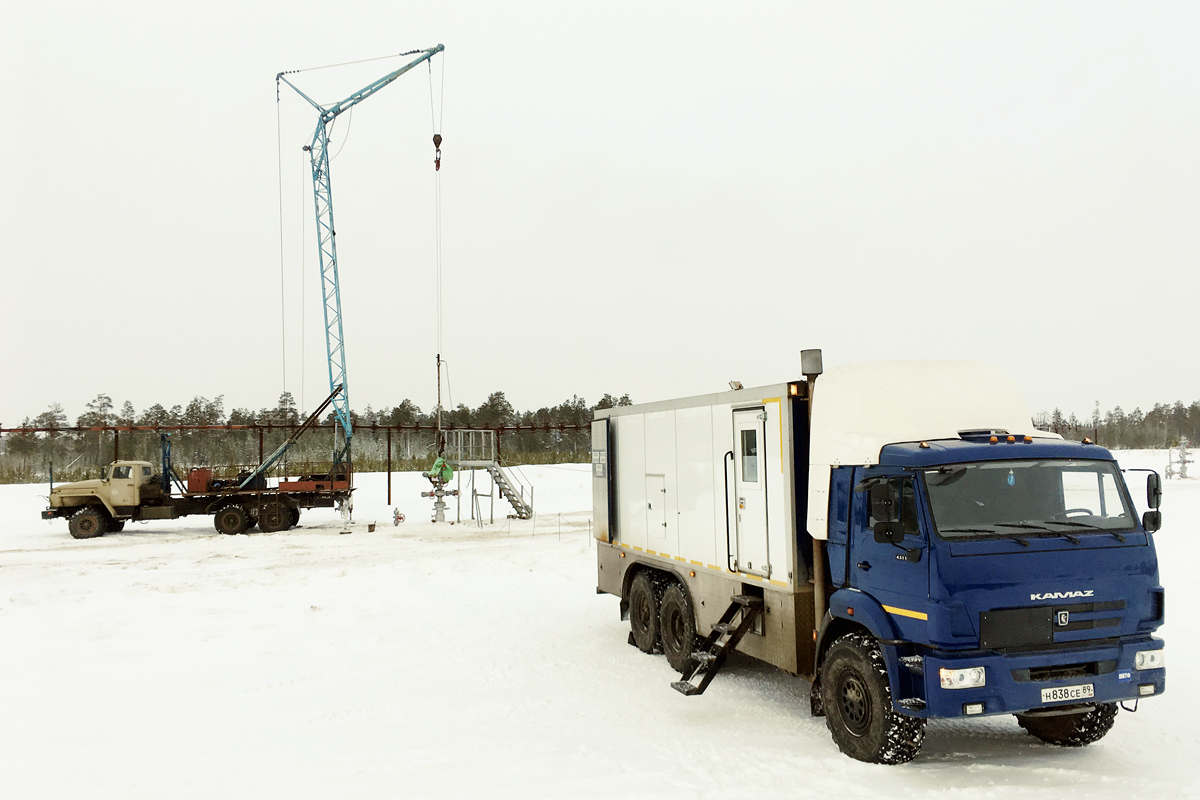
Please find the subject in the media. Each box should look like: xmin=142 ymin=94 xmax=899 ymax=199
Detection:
xmin=878 ymin=437 xmax=1115 ymax=468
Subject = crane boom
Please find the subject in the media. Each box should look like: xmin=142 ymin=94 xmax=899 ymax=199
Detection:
xmin=278 ymin=44 xmax=445 ymax=475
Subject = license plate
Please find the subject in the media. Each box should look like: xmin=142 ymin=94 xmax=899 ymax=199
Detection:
xmin=1041 ymin=683 xmax=1095 ymax=704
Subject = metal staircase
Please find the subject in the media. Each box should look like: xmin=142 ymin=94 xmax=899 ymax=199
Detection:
xmin=486 ymin=463 xmax=533 ymax=519
xmin=671 ymin=594 xmax=764 ymax=696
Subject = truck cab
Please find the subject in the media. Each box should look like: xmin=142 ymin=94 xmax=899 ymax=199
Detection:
xmin=44 ymin=460 xmax=156 ymax=537
xmin=820 ymin=436 xmax=1165 ymax=728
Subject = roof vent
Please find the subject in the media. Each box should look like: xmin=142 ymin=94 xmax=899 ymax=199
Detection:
xmin=958 ymin=429 xmax=1009 ymax=439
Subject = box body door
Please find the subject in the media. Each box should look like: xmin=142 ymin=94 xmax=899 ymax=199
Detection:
xmin=733 ymin=409 xmax=770 ymax=576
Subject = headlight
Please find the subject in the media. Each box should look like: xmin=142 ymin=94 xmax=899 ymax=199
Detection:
xmin=1135 ymin=649 xmax=1165 ymax=670
xmin=940 ymin=666 xmax=986 ymax=689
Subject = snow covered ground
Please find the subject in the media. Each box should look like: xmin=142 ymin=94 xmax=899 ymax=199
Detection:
xmin=1 ymin=454 xmax=1197 ymax=799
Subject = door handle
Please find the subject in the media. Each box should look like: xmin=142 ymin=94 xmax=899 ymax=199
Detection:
xmin=857 ymin=561 xmax=871 ymax=571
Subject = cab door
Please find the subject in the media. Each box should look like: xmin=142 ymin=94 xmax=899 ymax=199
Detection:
xmin=733 ymin=409 xmax=770 ymax=577
xmin=107 ymin=464 xmax=139 ymax=508
xmin=849 ymin=467 xmax=930 ymax=636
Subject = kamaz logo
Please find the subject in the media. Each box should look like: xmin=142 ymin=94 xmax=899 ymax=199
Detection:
xmin=1030 ymin=590 xmax=1094 ymax=601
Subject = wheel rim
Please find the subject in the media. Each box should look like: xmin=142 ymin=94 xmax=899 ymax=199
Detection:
xmin=838 ymin=671 xmax=871 ymax=737
xmin=664 ymin=607 xmax=682 ymax=650
xmin=633 ymin=595 xmax=652 ymax=633
xmin=79 ymin=517 xmax=97 ymax=534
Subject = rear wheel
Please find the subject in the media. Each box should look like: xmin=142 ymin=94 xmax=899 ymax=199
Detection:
xmin=1016 ymin=703 xmax=1117 ymax=746
xmin=659 ymin=582 xmax=698 ymax=672
xmin=68 ymin=507 xmax=108 ymax=539
xmin=628 ymin=571 xmax=660 ymax=654
xmin=821 ymin=632 xmax=925 ymax=764
xmin=258 ymin=501 xmax=290 ymax=533
xmin=214 ymin=505 xmax=249 ymax=535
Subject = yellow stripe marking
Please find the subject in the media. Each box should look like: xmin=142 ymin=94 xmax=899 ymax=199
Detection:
xmin=706 ymin=564 xmax=719 ymax=571
xmin=769 ymin=579 xmax=788 ymax=587
xmin=631 ymin=545 xmax=643 ymax=552
xmin=675 ymin=556 xmax=686 ymax=562
xmin=762 ymin=397 xmax=783 ymax=472
xmin=690 ymin=560 xmax=704 ymax=567
xmin=882 ymin=605 xmax=928 ymax=621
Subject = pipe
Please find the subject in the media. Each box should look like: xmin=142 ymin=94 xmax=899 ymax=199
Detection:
xmin=807 ymin=373 xmax=826 ymax=638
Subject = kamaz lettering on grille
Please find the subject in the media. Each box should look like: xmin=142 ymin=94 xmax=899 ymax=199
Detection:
xmin=1030 ymin=590 xmax=1095 ymax=601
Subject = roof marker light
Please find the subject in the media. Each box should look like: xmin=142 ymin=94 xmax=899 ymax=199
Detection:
xmin=919 ymin=441 xmax=930 ymax=449
xmin=1006 ymin=435 xmax=1016 ymax=443
xmin=989 ymin=436 xmax=998 ymax=444
xmin=1024 ymin=435 xmax=1033 ymax=443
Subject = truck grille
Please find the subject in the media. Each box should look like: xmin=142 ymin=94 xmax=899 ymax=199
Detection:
xmin=980 ymin=600 xmax=1127 ymax=650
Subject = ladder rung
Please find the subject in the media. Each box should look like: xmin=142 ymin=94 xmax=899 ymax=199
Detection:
xmin=731 ymin=594 xmax=764 ymax=607
xmin=712 ymin=622 xmax=736 ymax=635
xmin=671 ymin=680 xmax=700 ymax=696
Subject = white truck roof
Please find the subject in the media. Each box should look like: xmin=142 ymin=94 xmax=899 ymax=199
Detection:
xmin=806 ymin=360 xmax=1058 ymax=538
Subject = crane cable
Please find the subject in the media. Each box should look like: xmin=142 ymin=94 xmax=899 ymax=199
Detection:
xmin=429 ymin=55 xmax=446 ymax=452
xmin=429 ymin=56 xmax=445 ymax=357
xmin=276 ymin=81 xmax=288 ymax=398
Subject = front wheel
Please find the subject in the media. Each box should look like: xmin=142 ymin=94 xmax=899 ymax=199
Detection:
xmin=1016 ymin=703 xmax=1117 ymax=746
xmin=68 ymin=507 xmax=108 ymax=539
xmin=821 ymin=632 xmax=925 ymax=764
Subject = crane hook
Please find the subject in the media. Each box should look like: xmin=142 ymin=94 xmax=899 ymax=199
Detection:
xmin=433 ymin=133 xmax=442 ymax=171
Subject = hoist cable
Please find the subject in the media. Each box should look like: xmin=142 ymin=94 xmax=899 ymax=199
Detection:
xmin=428 ymin=58 xmax=444 ymax=357
xmin=286 ymin=49 xmax=425 ymax=76
xmin=276 ymin=82 xmax=288 ymax=396
xmin=300 ymin=149 xmax=308 ymax=414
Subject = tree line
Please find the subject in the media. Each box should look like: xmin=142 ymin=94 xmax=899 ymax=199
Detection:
xmin=1033 ymin=400 xmax=1200 ymax=451
xmin=5 ymin=391 xmax=1196 ymax=485
xmin=0 ymin=391 xmax=633 ymax=484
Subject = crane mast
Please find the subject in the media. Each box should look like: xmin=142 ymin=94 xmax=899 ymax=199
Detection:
xmin=278 ymin=43 xmax=445 ymax=476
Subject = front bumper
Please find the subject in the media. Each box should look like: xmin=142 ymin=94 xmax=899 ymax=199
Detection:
xmin=905 ymin=637 xmax=1164 ymax=718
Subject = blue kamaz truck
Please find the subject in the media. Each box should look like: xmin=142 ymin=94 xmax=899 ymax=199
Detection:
xmin=592 ymin=352 xmax=1165 ymax=763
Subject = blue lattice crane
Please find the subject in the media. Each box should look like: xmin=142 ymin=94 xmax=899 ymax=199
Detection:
xmin=276 ymin=44 xmax=445 ymax=481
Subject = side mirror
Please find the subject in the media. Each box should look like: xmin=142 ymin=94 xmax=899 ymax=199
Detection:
xmin=1147 ymin=473 xmax=1162 ymax=509
xmin=874 ymin=521 xmax=904 ymax=545
xmin=1143 ymin=510 xmax=1161 ymax=533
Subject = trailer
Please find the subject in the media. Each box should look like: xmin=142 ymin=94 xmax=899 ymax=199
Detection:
xmin=593 ymin=352 xmax=1166 ymax=763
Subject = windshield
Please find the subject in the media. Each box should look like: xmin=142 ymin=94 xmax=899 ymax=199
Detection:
xmin=923 ymin=459 xmax=1136 ymax=540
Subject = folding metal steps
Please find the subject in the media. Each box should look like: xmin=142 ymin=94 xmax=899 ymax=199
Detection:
xmin=671 ymin=594 xmax=764 ymax=696
xmin=486 ymin=463 xmax=533 ymax=519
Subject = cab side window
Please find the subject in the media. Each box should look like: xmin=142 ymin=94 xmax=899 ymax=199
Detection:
xmin=868 ymin=478 xmax=921 ymax=537
xmin=112 ymin=466 xmax=132 ymax=480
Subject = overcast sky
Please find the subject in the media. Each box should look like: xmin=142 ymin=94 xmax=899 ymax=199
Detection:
xmin=3 ymin=1 xmax=1198 ymax=427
